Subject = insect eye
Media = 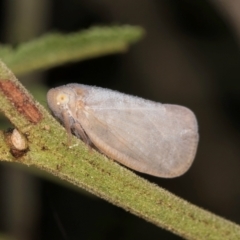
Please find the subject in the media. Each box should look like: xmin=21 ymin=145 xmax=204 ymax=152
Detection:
xmin=56 ymin=93 xmax=69 ymax=105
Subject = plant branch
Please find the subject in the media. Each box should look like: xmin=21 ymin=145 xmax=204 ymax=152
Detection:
xmin=0 ymin=61 xmax=239 ymax=239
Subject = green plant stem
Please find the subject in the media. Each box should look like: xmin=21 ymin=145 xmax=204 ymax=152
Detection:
xmin=0 ymin=62 xmax=240 ymax=240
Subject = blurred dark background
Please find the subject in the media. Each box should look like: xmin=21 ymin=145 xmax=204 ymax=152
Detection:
xmin=1 ymin=0 xmax=240 ymax=239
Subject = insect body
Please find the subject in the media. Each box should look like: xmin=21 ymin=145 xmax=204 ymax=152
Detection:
xmin=47 ymin=84 xmax=199 ymax=178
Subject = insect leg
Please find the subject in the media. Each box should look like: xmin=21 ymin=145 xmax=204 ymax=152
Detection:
xmin=72 ymin=122 xmax=92 ymax=146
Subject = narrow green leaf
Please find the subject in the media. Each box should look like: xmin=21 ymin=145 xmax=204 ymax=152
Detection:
xmin=2 ymin=25 xmax=144 ymax=75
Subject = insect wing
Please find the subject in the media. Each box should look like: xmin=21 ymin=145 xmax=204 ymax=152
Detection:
xmin=72 ymin=86 xmax=198 ymax=178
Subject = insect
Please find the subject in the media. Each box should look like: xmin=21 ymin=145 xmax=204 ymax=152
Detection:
xmin=47 ymin=84 xmax=199 ymax=178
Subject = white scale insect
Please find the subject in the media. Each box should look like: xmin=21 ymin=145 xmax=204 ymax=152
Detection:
xmin=47 ymin=84 xmax=199 ymax=178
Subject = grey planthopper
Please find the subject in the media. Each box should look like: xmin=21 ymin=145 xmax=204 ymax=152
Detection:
xmin=47 ymin=84 xmax=199 ymax=178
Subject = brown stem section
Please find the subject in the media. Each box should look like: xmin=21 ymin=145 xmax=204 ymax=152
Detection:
xmin=0 ymin=80 xmax=42 ymax=123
